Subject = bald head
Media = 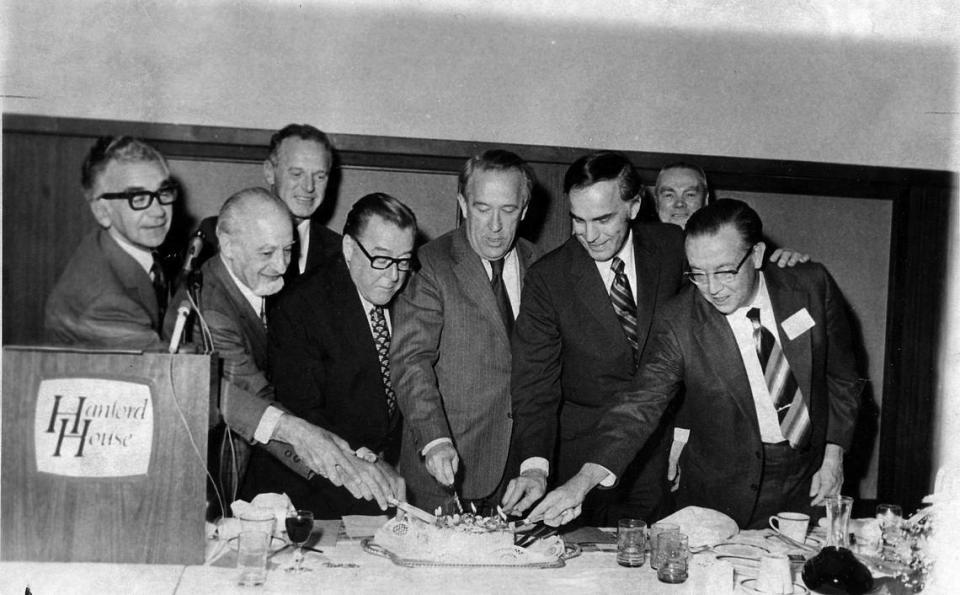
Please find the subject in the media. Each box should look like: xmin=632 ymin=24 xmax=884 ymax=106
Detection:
xmin=217 ymin=187 xmax=295 ymax=296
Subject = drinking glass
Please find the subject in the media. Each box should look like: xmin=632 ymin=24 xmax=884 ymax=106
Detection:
xmin=876 ymin=503 xmax=903 ymax=560
xmin=649 ymin=521 xmax=680 ymax=569
xmin=285 ymin=509 xmax=314 ymax=572
xmin=824 ymin=495 xmax=853 ymax=548
xmin=656 ymin=532 xmax=689 ymax=583
xmin=616 ymin=519 xmax=646 ymax=567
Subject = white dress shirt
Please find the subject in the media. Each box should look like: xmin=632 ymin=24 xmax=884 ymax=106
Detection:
xmin=296 ymin=219 xmax=311 ymax=275
xmin=724 ymin=273 xmax=787 ymax=443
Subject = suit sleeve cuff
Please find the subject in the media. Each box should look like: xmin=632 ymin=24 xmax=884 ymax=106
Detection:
xmin=519 ymin=457 xmax=549 ymax=477
xmin=422 ymin=437 xmax=452 ymax=456
xmin=253 ymin=406 xmax=285 ymax=444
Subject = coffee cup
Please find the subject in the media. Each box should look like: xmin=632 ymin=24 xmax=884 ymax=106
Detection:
xmin=769 ymin=512 xmax=810 ymax=545
xmin=757 ymin=553 xmax=794 ymax=594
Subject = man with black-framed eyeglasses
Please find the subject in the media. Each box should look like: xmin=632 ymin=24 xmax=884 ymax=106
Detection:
xmin=45 ymin=136 xmax=175 ymax=349
xmin=243 ymin=192 xmax=415 ymax=518
xmin=527 ymin=199 xmax=863 ymax=531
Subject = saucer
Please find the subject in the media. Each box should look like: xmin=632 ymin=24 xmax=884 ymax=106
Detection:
xmin=738 ymin=578 xmax=809 ymax=594
xmin=227 ymin=534 xmax=288 ymax=553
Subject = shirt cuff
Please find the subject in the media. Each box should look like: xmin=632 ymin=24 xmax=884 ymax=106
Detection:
xmin=596 ymin=465 xmax=617 ymax=488
xmin=519 ymin=457 xmax=549 ymax=477
xmin=253 ymin=406 xmax=285 ymax=444
xmin=421 ymin=437 xmax=452 ymax=456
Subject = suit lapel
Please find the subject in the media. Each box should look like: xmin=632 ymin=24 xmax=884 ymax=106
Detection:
xmin=631 ymin=230 xmax=661 ymax=351
xmin=101 ymin=230 xmax=160 ymax=328
xmin=569 ymin=240 xmax=624 ymax=344
xmin=451 ymin=229 xmax=511 ymax=343
xmin=211 ymin=257 xmax=267 ymax=359
xmin=691 ymin=295 xmax=762 ymax=436
xmin=766 ymin=269 xmax=813 ymax=404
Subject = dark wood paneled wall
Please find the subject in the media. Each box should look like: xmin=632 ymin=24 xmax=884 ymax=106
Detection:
xmin=3 ymin=114 xmax=955 ymax=514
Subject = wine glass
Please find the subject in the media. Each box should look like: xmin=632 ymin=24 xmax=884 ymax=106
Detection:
xmin=876 ymin=503 xmax=903 ymax=560
xmin=285 ymin=509 xmax=314 ymax=572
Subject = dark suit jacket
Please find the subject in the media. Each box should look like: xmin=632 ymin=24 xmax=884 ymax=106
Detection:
xmin=591 ymin=262 xmax=863 ymax=528
xmin=392 ymin=228 xmax=540 ymax=510
xmin=242 ymin=256 xmax=399 ymax=518
xmin=44 ymin=229 xmax=166 ymax=350
xmin=510 ymin=222 xmax=685 ymax=522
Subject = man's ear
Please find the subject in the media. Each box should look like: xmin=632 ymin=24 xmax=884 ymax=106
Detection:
xmin=456 ymin=194 xmax=468 ymax=221
xmin=89 ymin=199 xmax=112 ymax=229
xmin=628 ymin=196 xmax=642 ymax=220
xmin=342 ymin=234 xmax=355 ymax=261
xmin=753 ymin=241 xmax=767 ymax=267
xmin=263 ymin=158 xmax=276 ymax=188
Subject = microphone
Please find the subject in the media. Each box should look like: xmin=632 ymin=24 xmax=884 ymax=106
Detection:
xmin=181 ymin=230 xmax=206 ymax=278
xmin=167 ymin=300 xmax=192 ymax=354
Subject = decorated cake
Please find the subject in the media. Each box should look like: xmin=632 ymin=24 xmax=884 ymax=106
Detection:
xmin=373 ymin=511 xmax=565 ymax=565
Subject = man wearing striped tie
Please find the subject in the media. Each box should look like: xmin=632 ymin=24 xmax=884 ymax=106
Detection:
xmin=243 ymin=192 xmax=414 ymax=518
xmin=526 ymin=198 xmax=863 ymax=529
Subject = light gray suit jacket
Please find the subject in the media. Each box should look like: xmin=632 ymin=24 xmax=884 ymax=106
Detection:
xmin=391 ymin=227 xmax=539 ymax=510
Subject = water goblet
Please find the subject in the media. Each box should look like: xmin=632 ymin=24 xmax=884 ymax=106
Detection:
xmin=285 ymin=509 xmax=315 ymax=572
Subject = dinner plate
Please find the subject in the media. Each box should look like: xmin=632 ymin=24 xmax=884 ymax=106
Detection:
xmin=738 ymin=578 xmax=809 ymax=594
xmin=764 ymin=532 xmax=823 ymax=549
xmin=712 ymin=542 xmax=770 ymax=557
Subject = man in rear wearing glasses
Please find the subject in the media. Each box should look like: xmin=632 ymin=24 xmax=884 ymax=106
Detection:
xmin=45 ymin=136 xmax=176 ymax=349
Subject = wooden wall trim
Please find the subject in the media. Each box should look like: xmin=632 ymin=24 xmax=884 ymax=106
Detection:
xmin=5 ymin=113 xmax=954 ymax=196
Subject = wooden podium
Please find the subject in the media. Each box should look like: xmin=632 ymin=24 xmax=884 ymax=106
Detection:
xmin=1 ymin=347 xmax=216 ymax=564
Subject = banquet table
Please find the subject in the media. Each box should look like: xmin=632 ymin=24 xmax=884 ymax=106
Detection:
xmin=0 ymin=521 xmax=904 ymax=594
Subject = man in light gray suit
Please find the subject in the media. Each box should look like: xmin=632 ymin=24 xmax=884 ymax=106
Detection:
xmin=392 ymin=150 xmax=541 ymax=512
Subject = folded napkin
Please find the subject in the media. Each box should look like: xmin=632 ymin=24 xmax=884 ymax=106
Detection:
xmin=226 ymin=492 xmax=296 ymax=538
xmin=659 ymin=506 xmax=738 ymax=548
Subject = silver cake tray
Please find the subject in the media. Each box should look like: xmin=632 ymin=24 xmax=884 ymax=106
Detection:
xmin=361 ymin=538 xmax=581 ymax=569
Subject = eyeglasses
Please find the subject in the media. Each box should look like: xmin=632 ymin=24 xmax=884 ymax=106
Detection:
xmin=98 ymin=183 xmax=179 ymax=211
xmin=350 ymin=235 xmax=414 ymax=272
xmin=683 ymin=247 xmax=753 ymax=286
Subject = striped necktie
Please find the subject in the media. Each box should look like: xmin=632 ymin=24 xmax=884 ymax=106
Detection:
xmin=747 ymin=307 xmax=810 ymax=447
xmin=610 ymin=257 xmax=640 ymax=364
xmin=490 ymin=258 xmax=513 ymax=334
xmin=369 ymin=306 xmax=398 ymax=418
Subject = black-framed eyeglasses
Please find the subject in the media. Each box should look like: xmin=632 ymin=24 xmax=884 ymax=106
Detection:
xmin=683 ymin=247 xmax=754 ymax=286
xmin=350 ymin=235 xmax=414 ymax=272
xmin=97 ymin=183 xmax=179 ymax=211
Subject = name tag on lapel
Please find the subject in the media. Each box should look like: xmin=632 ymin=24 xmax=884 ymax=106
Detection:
xmin=781 ymin=308 xmax=815 ymax=340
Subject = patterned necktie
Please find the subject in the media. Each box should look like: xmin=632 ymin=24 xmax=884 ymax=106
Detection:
xmin=746 ymin=307 xmax=810 ymax=447
xmin=369 ymin=306 xmax=398 ymax=417
xmin=610 ymin=257 xmax=640 ymax=364
xmin=259 ymin=299 xmax=267 ymax=329
xmin=490 ymin=258 xmax=513 ymax=334
xmin=150 ymin=252 xmax=168 ymax=322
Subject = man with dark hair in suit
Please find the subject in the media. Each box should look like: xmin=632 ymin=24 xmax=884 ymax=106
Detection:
xmin=526 ymin=199 xmax=862 ymax=529
xmin=242 ymin=192 xmax=414 ymax=518
xmin=392 ymin=150 xmax=541 ymax=512
xmin=45 ymin=136 xmax=175 ymax=349
xmin=503 ymin=151 xmax=685 ymax=525
xmin=185 ymin=187 xmax=399 ymax=507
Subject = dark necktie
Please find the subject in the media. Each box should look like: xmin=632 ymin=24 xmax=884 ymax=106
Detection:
xmin=610 ymin=257 xmax=640 ymax=364
xmin=150 ymin=252 xmax=168 ymax=322
xmin=490 ymin=258 xmax=514 ymax=334
xmin=746 ymin=307 xmax=810 ymax=447
xmin=370 ymin=306 xmax=398 ymax=418
xmin=259 ymin=299 xmax=267 ymax=329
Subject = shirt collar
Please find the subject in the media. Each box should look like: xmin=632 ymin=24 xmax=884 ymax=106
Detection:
xmin=220 ymin=254 xmax=264 ymax=315
xmin=728 ymin=271 xmax=770 ymax=320
xmin=110 ymin=231 xmax=155 ymax=276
